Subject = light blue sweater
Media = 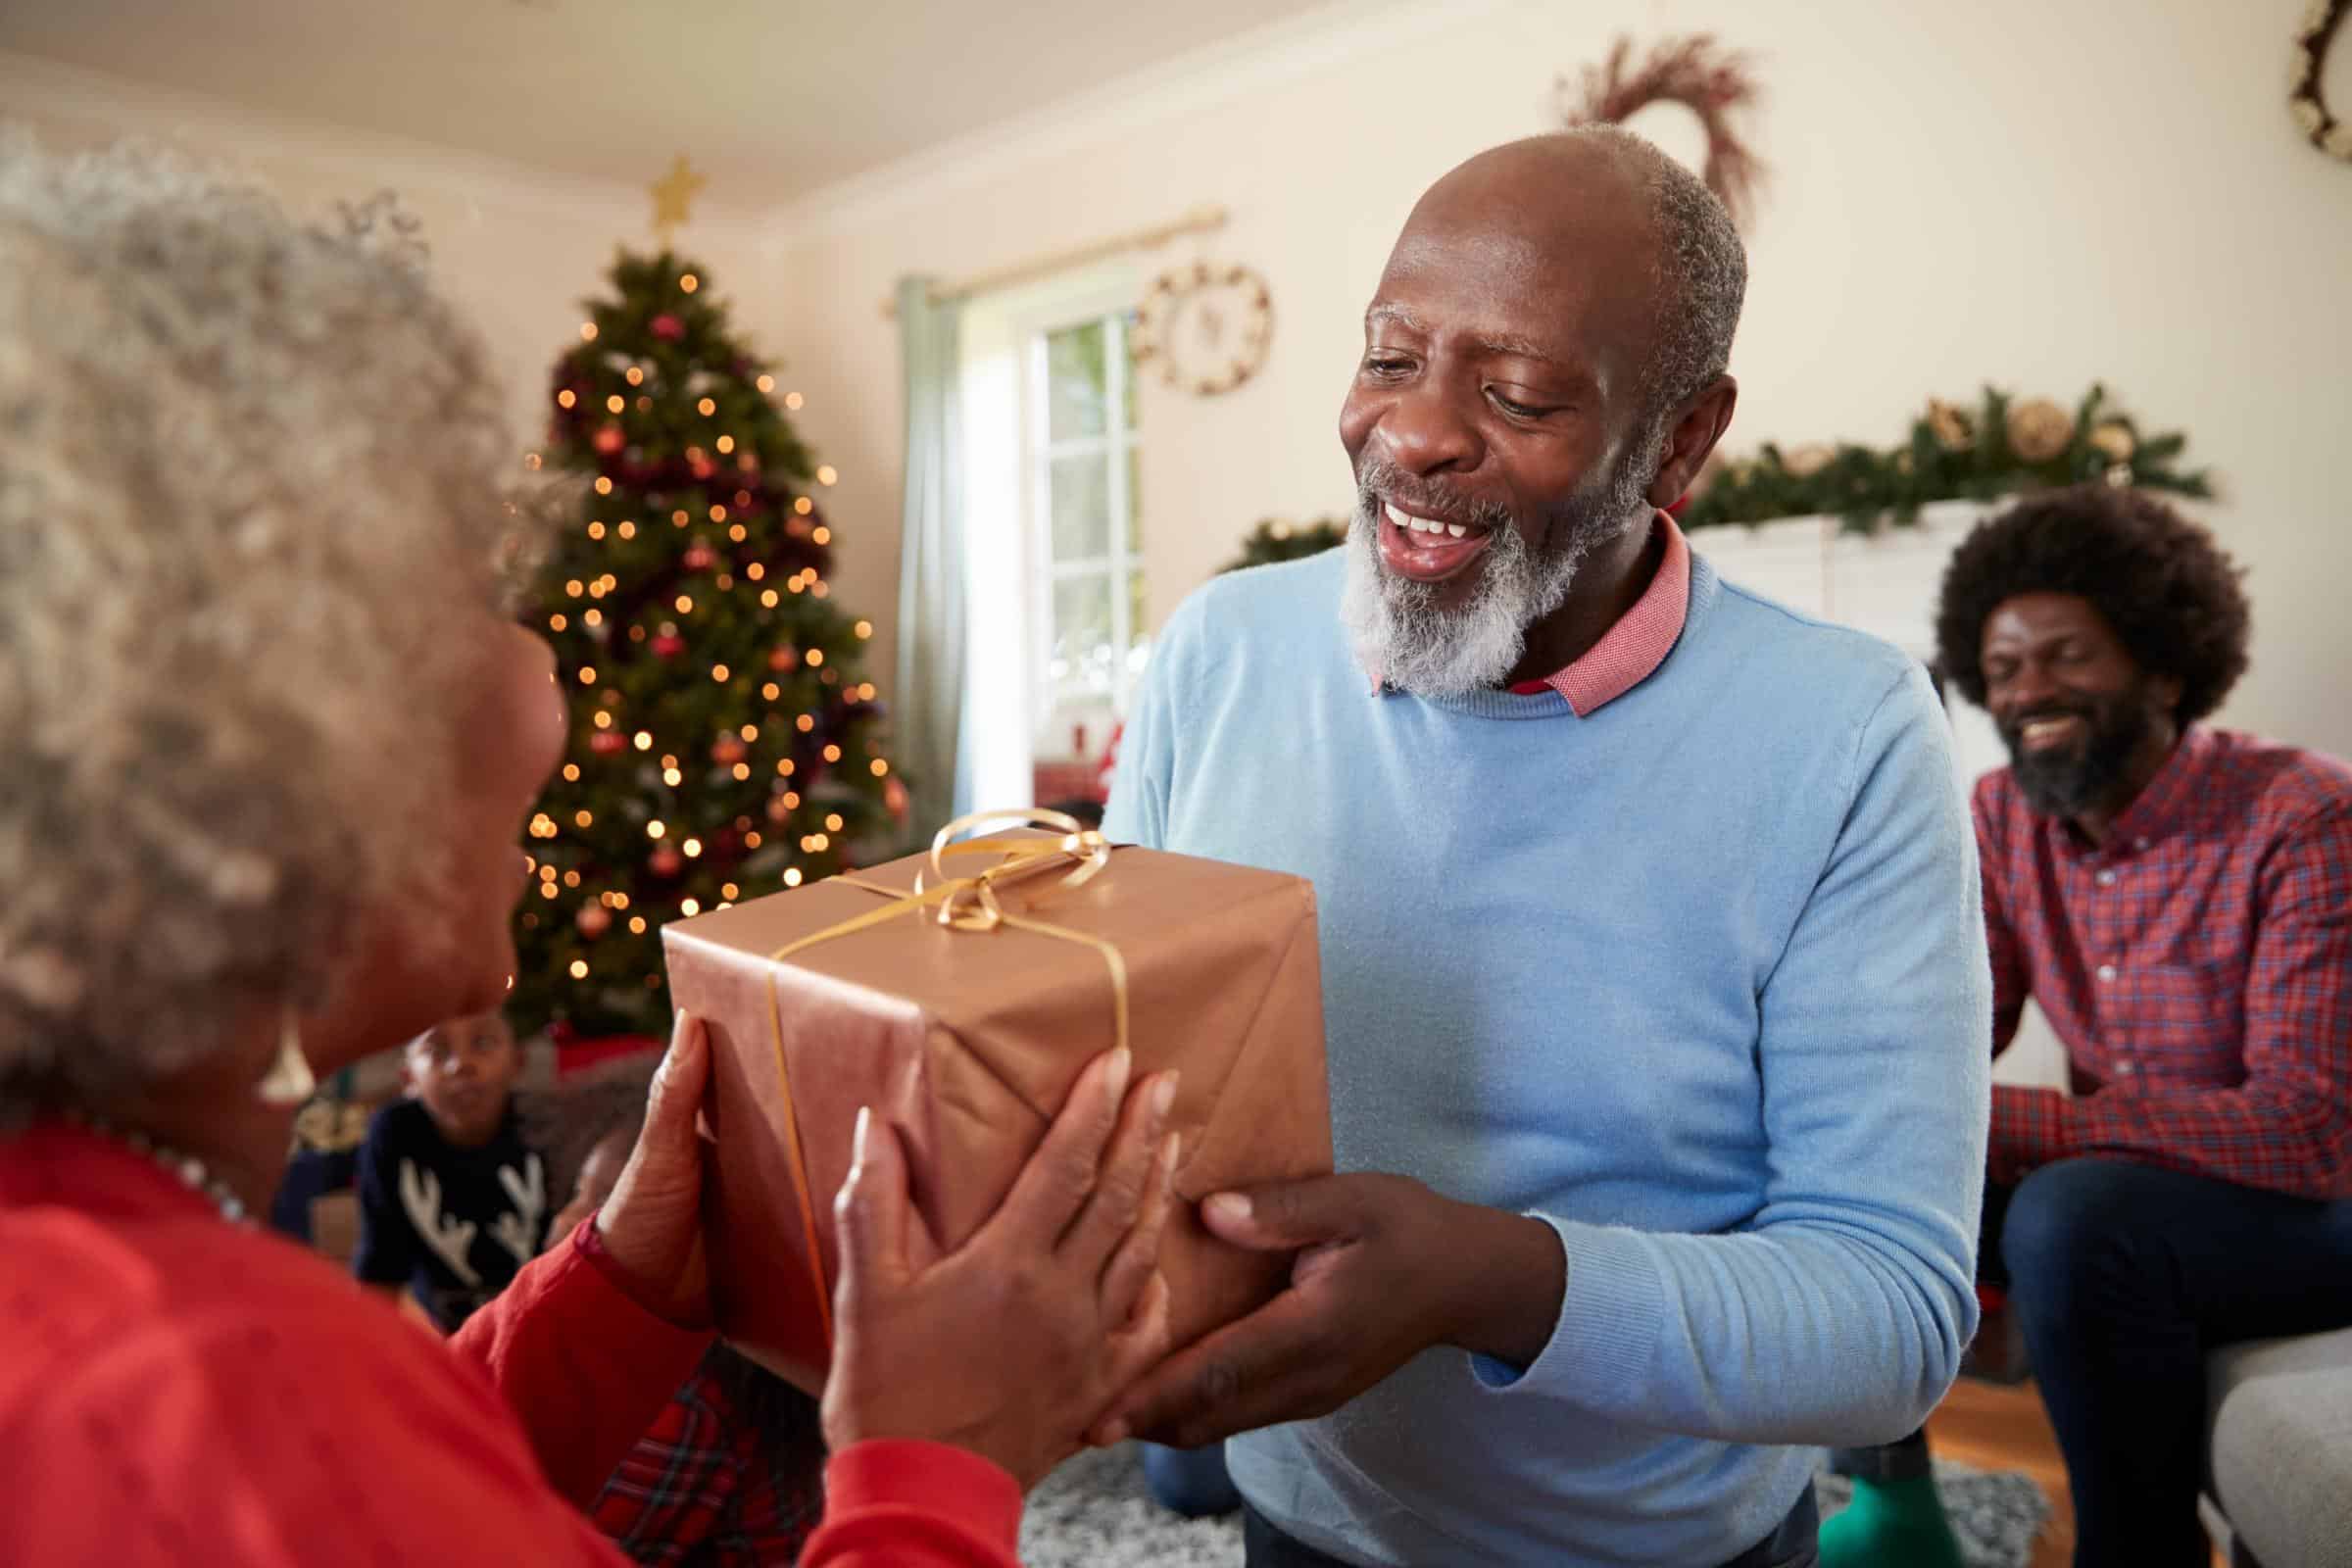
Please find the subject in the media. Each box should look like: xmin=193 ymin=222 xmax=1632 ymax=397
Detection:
xmin=1104 ymin=547 xmax=1990 ymax=1567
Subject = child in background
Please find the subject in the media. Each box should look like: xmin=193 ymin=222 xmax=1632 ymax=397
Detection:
xmin=353 ymin=1011 xmax=550 ymax=1332
xmin=533 ymin=1053 xmax=828 ymax=1566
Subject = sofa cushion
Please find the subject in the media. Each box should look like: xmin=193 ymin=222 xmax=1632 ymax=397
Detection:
xmin=2209 ymin=1327 xmax=2352 ymax=1568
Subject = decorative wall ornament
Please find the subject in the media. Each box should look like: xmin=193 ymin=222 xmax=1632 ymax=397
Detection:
xmin=2288 ymin=0 xmax=2352 ymax=163
xmin=1131 ymin=261 xmax=1273 ymax=397
xmin=1554 ymin=34 xmax=1767 ymax=228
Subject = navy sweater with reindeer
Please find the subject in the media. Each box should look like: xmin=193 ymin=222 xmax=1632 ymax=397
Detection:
xmin=353 ymin=1099 xmax=550 ymax=1331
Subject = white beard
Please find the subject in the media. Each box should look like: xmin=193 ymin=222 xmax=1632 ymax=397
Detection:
xmin=1341 ymin=452 xmax=1654 ymax=699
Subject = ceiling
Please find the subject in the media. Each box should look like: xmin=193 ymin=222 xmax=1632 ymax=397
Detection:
xmin=0 ymin=0 xmax=1352 ymax=208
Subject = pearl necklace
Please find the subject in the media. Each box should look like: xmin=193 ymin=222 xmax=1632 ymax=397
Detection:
xmin=66 ymin=1111 xmax=253 ymax=1225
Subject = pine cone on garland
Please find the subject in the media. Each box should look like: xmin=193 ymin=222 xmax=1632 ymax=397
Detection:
xmin=1927 ymin=399 xmax=1975 ymax=452
xmin=1781 ymin=443 xmax=1835 ymax=478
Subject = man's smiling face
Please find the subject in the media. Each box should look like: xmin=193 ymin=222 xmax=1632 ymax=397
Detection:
xmin=1337 ymin=141 xmax=1671 ymax=697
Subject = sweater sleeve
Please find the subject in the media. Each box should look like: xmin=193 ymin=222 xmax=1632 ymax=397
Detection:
xmin=449 ymin=1215 xmax=713 ymax=1508
xmin=799 ymin=1441 xmax=1026 ymax=1568
xmin=1471 ymin=662 xmax=1990 ymax=1446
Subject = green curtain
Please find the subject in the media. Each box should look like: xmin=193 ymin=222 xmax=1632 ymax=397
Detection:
xmin=894 ymin=276 xmax=968 ymax=837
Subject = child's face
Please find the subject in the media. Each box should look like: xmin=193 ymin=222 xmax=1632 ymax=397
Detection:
xmin=406 ymin=1013 xmax=522 ymax=1149
xmin=550 ymin=1129 xmax=633 ymax=1241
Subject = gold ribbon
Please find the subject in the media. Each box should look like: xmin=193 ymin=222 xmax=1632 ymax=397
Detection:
xmin=758 ymin=808 xmax=1130 ymax=1350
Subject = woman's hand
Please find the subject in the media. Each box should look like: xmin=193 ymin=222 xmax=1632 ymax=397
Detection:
xmin=593 ymin=1012 xmax=713 ymax=1326
xmin=820 ymin=1048 xmax=1182 ymax=1490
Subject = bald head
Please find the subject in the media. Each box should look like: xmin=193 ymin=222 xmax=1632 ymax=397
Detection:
xmin=1411 ymin=127 xmax=1746 ymax=421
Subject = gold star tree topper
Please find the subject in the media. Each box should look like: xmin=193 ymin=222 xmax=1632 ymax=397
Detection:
xmin=649 ymin=155 xmax=707 ymax=242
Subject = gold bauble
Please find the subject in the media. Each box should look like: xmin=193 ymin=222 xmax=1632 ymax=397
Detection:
xmin=2087 ymin=422 xmax=2136 ymax=463
xmin=2006 ymin=398 xmax=2075 ymax=463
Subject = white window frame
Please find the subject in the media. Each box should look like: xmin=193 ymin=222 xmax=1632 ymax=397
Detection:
xmin=1016 ymin=286 xmax=1145 ymax=757
xmin=956 ymin=262 xmax=1140 ymax=806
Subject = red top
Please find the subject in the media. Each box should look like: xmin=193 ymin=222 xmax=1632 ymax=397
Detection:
xmin=0 ymin=1121 xmax=1023 ymax=1566
xmin=1978 ymin=727 xmax=2352 ymax=1198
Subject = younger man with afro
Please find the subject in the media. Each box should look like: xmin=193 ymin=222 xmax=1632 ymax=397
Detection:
xmin=1823 ymin=485 xmax=2352 ymax=1568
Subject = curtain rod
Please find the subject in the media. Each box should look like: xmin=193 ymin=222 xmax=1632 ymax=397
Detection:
xmin=880 ymin=203 xmax=1229 ymax=319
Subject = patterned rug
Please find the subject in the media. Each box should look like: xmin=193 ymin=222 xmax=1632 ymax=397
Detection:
xmin=1022 ymin=1445 xmax=2049 ymax=1567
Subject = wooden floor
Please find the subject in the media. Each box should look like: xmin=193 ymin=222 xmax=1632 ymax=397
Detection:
xmin=1923 ymin=1379 xmax=2227 ymax=1568
xmin=1924 ymin=1377 xmax=2076 ymax=1568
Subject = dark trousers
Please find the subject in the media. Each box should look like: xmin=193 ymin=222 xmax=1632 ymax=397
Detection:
xmin=1244 ymin=1486 xmax=1819 ymax=1568
xmin=1841 ymin=1158 xmax=2352 ymax=1566
xmin=1995 ymin=1158 xmax=2352 ymax=1567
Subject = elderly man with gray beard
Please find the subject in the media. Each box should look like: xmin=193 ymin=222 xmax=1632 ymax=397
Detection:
xmin=1097 ymin=127 xmax=1991 ymax=1568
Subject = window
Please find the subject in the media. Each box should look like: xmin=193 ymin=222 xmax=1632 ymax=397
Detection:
xmin=1029 ymin=312 xmax=1143 ymax=774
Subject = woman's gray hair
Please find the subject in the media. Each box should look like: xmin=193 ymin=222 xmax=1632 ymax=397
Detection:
xmin=0 ymin=136 xmax=542 ymax=1115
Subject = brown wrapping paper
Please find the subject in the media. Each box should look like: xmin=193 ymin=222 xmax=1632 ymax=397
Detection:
xmin=661 ymin=832 xmax=1330 ymax=1394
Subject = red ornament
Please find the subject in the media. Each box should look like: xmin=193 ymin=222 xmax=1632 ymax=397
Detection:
xmin=768 ymin=646 xmax=800 ymax=672
xmin=652 ymin=314 xmax=685 ymax=342
xmin=589 ymin=730 xmax=626 ymax=756
xmin=885 ymin=775 xmax=909 ymax=824
xmin=682 ymin=544 xmax=716 ymax=572
xmin=649 ymin=846 xmax=683 ymax=878
xmin=652 ymin=632 xmax=685 ymax=659
xmin=593 ymin=423 xmax=625 ymax=456
xmin=765 ymin=794 xmax=793 ymax=825
xmin=576 ymin=905 xmax=612 ymax=940
xmin=688 ymin=452 xmax=716 ymax=482
xmin=711 ymin=734 xmax=748 ymax=766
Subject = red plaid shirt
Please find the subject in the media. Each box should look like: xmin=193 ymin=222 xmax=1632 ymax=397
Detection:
xmin=1979 ymin=726 xmax=2352 ymax=1199
xmin=590 ymin=1348 xmax=826 ymax=1567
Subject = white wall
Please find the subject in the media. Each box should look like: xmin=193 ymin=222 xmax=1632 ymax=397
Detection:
xmin=755 ymin=0 xmax=2352 ymax=760
xmin=0 ymin=51 xmax=772 ymax=465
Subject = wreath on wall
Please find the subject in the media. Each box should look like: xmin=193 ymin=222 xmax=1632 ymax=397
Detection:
xmin=1554 ymin=34 xmax=1766 ymax=228
xmin=2289 ymin=0 xmax=2352 ymax=162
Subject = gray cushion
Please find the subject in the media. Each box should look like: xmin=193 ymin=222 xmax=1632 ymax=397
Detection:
xmin=2209 ymin=1328 xmax=2352 ymax=1568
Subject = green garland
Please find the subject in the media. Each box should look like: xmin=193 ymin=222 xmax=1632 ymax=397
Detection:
xmin=1222 ymin=516 xmax=1349 ymax=573
xmin=1679 ymin=384 xmax=2213 ymax=536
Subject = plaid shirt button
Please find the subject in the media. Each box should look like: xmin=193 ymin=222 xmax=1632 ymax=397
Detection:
xmin=2095 ymin=963 xmax=2118 ymax=982
xmin=2096 ymin=869 xmax=2118 ymax=887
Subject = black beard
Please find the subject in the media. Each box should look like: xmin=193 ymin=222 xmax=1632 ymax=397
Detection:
xmin=2001 ymin=688 xmax=2156 ymax=819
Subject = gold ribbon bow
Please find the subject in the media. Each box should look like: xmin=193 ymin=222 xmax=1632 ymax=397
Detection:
xmin=758 ymin=808 xmax=1130 ymax=1349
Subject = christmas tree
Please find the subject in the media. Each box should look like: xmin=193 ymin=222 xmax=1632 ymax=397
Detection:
xmin=512 ymin=250 xmax=905 ymax=1042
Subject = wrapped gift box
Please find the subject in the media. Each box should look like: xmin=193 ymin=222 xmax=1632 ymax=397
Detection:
xmin=662 ymin=828 xmax=1330 ymax=1394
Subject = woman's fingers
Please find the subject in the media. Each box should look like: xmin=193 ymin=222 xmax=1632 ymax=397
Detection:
xmin=1060 ymin=1071 xmax=1178 ymax=1270
xmin=984 ymin=1046 xmax=1130 ymax=1251
xmin=1096 ymin=1130 xmax=1182 ymax=1329
xmin=832 ymin=1106 xmax=916 ymax=1308
xmin=640 ymin=1011 xmax=710 ymax=1160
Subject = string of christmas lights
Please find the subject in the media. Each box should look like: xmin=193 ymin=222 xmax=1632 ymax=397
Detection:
xmin=509 ymin=252 xmax=908 ymax=1042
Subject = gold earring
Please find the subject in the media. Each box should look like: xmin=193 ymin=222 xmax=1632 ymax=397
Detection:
xmin=256 ymin=1005 xmax=317 ymax=1107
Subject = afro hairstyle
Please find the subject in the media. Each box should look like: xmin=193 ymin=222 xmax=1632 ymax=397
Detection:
xmin=1934 ymin=485 xmax=2249 ymax=726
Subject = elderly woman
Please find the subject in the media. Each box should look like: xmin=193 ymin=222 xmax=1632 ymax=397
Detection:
xmin=0 ymin=140 xmax=1180 ymax=1566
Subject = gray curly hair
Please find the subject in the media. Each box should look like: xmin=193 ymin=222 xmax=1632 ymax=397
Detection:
xmin=0 ymin=136 xmax=541 ymax=1116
